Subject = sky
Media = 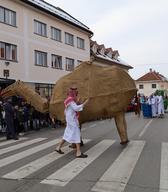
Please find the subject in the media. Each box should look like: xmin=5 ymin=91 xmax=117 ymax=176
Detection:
xmin=45 ymin=0 xmax=168 ymax=79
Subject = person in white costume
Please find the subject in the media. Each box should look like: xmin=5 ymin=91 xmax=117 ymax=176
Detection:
xmin=157 ymin=93 xmax=164 ymax=118
xmin=150 ymin=94 xmax=157 ymax=118
xmin=55 ymin=87 xmax=89 ymax=158
xmin=154 ymin=93 xmax=158 ymax=115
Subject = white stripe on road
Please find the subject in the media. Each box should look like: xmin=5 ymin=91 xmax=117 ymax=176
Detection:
xmin=0 ymin=137 xmax=6 ymax=141
xmin=89 ymin=124 xmax=97 ymax=128
xmin=0 ymin=138 xmax=46 ymax=155
xmin=41 ymin=140 xmax=115 ymax=186
xmin=160 ymin=143 xmax=168 ymax=192
xmin=0 ymin=138 xmax=60 ymax=168
xmin=139 ymin=119 xmax=153 ymax=137
xmin=82 ymin=123 xmax=97 ymax=131
xmin=3 ymin=139 xmax=90 ymax=180
xmin=92 ymin=140 xmax=145 ymax=192
xmin=0 ymin=137 xmax=27 ymax=147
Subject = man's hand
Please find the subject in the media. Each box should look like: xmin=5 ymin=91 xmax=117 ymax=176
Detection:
xmin=83 ymin=98 xmax=89 ymax=106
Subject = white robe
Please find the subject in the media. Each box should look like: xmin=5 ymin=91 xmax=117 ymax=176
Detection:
xmin=157 ymin=95 xmax=164 ymax=115
xmin=151 ymin=97 xmax=157 ymax=117
xmin=63 ymin=101 xmax=83 ymax=143
xmin=154 ymin=96 xmax=158 ymax=114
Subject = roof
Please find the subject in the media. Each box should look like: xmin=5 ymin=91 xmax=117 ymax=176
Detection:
xmin=90 ymin=40 xmax=133 ymax=69
xmin=112 ymin=50 xmax=120 ymax=57
xmin=105 ymin=48 xmax=113 ymax=54
xmin=97 ymin=44 xmax=105 ymax=51
xmin=90 ymin=40 xmax=97 ymax=47
xmin=136 ymin=69 xmax=168 ymax=81
xmin=94 ymin=53 xmax=133 ymax=69
xmin=20 ymin=0 xmax=93 ymax=35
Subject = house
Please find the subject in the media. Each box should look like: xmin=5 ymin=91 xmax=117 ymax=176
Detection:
xmin=0 ymin=0 xmax=93 ymax=96
xmin=90 ymin=40 xmax=133 ymax=71
xmin=136 ymin=68 xmax=168 ymax=96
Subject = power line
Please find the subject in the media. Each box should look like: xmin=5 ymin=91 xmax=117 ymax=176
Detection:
xmin=132 ymin=63 xmax=168 ymax=67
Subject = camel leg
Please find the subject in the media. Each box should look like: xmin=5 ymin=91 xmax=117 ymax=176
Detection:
xmin=114 ymin=112 xmax=129 ymax=145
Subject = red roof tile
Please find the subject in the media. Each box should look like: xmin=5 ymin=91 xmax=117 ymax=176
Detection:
xmin=136 ymin=70 xmax=166 ymax=81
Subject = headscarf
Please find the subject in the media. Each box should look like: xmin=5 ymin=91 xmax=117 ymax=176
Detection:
xmin=64 ymin=87 xmax=78 ymax=108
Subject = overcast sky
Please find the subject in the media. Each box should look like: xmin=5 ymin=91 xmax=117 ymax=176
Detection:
xmin=45 ymin=0 xmax=168 ymax=79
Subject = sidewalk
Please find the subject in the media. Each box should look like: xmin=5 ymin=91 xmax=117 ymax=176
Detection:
xmin=0 ymin=126 xmax=59 ymax=139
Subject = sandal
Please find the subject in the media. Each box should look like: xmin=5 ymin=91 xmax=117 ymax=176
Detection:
xmin=80 ymin=140 xmax=84 ymax=147
xmin=120 ymin=140 xmax=130 ymax=145
xmin=55 ymin=149 xmax=64 ymax=154
xmin=76 ymin=153 xmax=88 ymax=158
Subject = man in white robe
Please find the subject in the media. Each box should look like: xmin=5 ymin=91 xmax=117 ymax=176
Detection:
xmin=63 ymin=101 xmax=84 ymax=144
xmin=154 ymin=93 xmax=158 ymax=115
xmin=55 ymin=87 xmax=89 ymax=158
xmin=150 ymin=94 xmax=157 ymax=118
xmin=157 ymin=94 xmax=164 ymax=118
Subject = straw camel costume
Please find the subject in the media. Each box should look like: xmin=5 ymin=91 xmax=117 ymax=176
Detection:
xmin=1 ymin=61 xmax=136 ymax=144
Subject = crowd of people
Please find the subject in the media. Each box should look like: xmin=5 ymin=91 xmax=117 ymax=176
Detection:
xmin=0 ymin=96 xmax=56 ymax=140
xmin=132 ymin=92 xmax=168 ymax=118
xmin=0 ymin=87 xmax=90 ymax=158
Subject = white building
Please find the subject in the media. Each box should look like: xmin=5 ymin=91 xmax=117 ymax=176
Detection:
xmin=0 ymin=0 xmax=93 ymax=96
xmin=136 ymin=68 xmax=168 ymax=96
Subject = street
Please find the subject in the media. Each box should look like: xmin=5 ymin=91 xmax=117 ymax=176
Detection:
xmin=0 ymin=112 xmax=168 ymax=192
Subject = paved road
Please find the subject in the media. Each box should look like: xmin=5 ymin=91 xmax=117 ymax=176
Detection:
xmin=0 ymin=112 xmax=168 ymax=192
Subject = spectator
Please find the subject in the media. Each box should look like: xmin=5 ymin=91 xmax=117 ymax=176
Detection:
xmin=3 ymin=98 xmax=18 ymax=140
xmin=133 ymin=93 xmax=141 ymax=117
xmin=157 ymin=93 xmax=164 ymax=118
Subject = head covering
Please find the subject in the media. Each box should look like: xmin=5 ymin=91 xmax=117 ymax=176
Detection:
xmin=67 ymin=87 xmax=78 ymax=98
xmin=64 ymin=87 xmax=78 ymax=108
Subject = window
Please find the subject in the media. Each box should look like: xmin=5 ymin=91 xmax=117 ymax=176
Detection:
xmin=139 ymin=84 xmax=144 ymax=89
xmin=51 ymin=27 xmax=61 ymax=42
xmin=51 ymin=54 xmax=62 ymax=69
xmin=35 ymin=50 xmax=47 ymax=67
xmin=152 ymin=84 xmax=156 ymax=89
xmin=66 ymin=58 xmax=74 ymax=71
xmin=65 ymin=32 xmax=74 ymax=46
xmin=0 ymin=6 xmax=16 ymax=26
xmin=35 ymin=83 xmax=54 ymax=97
xmin=77 ymin=37 xmax=85 ymax=49
xmin=0 ymin=41 xmax=17 ymax=61
xmin=34 ymin=20 xmax=47 ymax=37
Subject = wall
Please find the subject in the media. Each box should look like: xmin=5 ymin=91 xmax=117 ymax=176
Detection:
xmin=0 ymin=0 xmax=91 ymax=84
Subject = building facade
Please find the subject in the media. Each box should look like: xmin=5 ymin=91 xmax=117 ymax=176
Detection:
xmin=0 ymin=0 xmax=93 ymax=96
xmin=136 ymin=68 xmax=168 ymax=96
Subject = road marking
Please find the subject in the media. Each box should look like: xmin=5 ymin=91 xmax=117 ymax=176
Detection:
xmin=82 ymin=123 xmax=97 ymax=131
xmin=139 ymin=119 xmax=153 ymax=137
xmin=41 ymin=139 xmax=115 ymax=186
xmin=3 ymin=139 xmax=90 ymax=180
xmin=0 ymin=137 xmax=27 ymax=147
xmin=0 ymin=137 xmax=6 ymax=141
xmin=0 ymin=138 xmax=60 ymax=168
xmin=160 ymin=142 xmax=168 ymax=192
xmin=92 ymin=140 xmax=145 ymax=192
xmin=0 ymin=138 xmax=46 ymax=155
xmin=89 ymin=124 xmax=97 ymax=128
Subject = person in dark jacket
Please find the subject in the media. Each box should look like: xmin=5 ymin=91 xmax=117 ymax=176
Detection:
xmin=3 ymin=98 xmax=18 ymax=140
